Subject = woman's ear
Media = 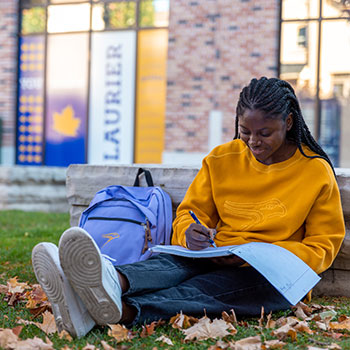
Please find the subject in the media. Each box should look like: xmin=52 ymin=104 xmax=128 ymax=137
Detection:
xmin=286 ymin=113 xmax=293 ymax=131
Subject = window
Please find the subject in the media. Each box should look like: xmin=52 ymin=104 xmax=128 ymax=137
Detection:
xmin=280 ymin=0 xmax=350 ymax=167
xmin=17 ymin=0 xmax=170 ymax=166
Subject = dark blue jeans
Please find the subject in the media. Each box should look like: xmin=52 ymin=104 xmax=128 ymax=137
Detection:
xmin=117 ymin=253 xmax=291 ymax=324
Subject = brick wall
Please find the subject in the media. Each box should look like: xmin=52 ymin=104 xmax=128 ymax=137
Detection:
xmin=165 ymin=0 xmax=280 ymax=154
xmin=0 ymin=0 xmax=18 ymax=164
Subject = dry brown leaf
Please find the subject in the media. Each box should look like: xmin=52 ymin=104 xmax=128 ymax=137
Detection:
xmin=108 ymin=324 xmax=131 ymax=342
xmin=182 ymin=316 xmax=236 ymax=341
xmin=7 ymin=277 xmax=30 ymax=295
xmin=329 ymin=320 xmax=350 ymax=329
xmin=82 ymin=344 xmax=96 ymax=350
xmin=275 ymin=316 xmax=298 ymax=327
xmin=11 ymin=326 xmax=23 ymax=337
xmin=58 ymin=330 xmax=73 ymax=341
xmin=155 ymin=335 xmax=174 ymax=346
xmin=266 ymin=312 xmax=276 ymax=329
xmin=208 ymin=339 xmax=232 ymax=349
xmin=26 ymin=284 xmax=51 ymax=317
xmin=271 ymin=324 xmax=297 ymax=341
xmin=101 ymin=340 xmax=115 ymax=350
xmin=234 ymin=335 xmax=261 ymax=350
xmin=169 ymin=311 xmax=199 ymax=329
xmin=140 ymin=320 xmax=164 ymax=338
xmin=15 ymin=336 xmax=54 ymax=350
xmin=34 ymin=311 xmax=57 ymax=335
xmin=294 ymin=321 xmax=313 ymax=334
xmin=262 ymin=339 xmax=286 ymax=349
xmin=60 ymin=346 xmax=72 ymax=350
xmin=258 ymin=306 xmax=265 ymax=328
xmin=315 ymin=320 xmax=328 ymax=331
xmin=0 ymin=284 xmax=8 ymax=294
xmin=0 ymin=328 xmax=19 ymax=349
xmin=221 ymin=309 xmax=237 ymax=325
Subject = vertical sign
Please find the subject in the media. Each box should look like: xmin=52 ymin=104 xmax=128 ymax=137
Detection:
xmin=45 ymin=34 xmax=89 ymax=166
xmin=134 ymin=29 xmax=168 ymax=163
xmin=88 ymin=31 xmax=136 ymax=164
xmin=16 ymin=36 xmax=45 ymax=165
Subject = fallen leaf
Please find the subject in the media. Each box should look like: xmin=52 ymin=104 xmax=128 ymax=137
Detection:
xmin=101 ymin=340 xmax=115 ymax=350
xmin=58 ymin=330 xmax=73 ymax=341
xmin=108 ymin=324 xmax=132 ymax=342
xmin=262 ymin=339 xmax=286 ymax=349
xmin=221 ymin=309 xmax=237 ymax=325
xmin=0 ymin=328 xmax=19 ymax=349
xmin=294 ymin=321 xmax=313 ymax=334
xmin=169 ymin=311 xmax=199 ymax=329
xmin=234 ymin=335 xmax=261 ymax=350
xmin=329 ymin=315 xmax=350 ymax=330
xmin=318 ymin=309 xmax=337 ymax=320
xmin=258 ymin=306 xmax=265 ymax=328
xmin=315 ymin=320 xmax=328 ymax=331
xmin=82 ymin=344 xmax=96 ymax=350
xmin=140 ymin=320 xmax=164 ymax=338
xmin=15 ymin=336 xmax=54 ymax=350
xmin=183 ymin=316 xmax=236 ymax=341
xmin=26 ymin=284 xmax=51 ymax=317
xmin=155 ymin=335 xmax=174 ymax=346
xmin=11 ymin=326 xmax=23 ymax=337
xmin=209 ymin=339 xmax=232 ymax=349
xmin=34 ymin=311 xmax=57 ymax=335
xmin=7 ymin=277 xmax=30 ymax=294
xmin=271 ymin=324 xmax=297 ymax=341
xmin=0 ymin=284 xmax=7 ymax=294
xmin=266 ymin=312 xmax=276 ymax=329
xmin=329 ymin=343 xmax=342 ymax=349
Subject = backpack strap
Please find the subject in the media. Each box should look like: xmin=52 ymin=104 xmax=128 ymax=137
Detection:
xmin=133 ymin=168 xmax=154 ymax=187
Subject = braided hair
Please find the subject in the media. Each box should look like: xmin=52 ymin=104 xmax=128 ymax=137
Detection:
xmin=234 ymin=77 xmax=333 ymax=169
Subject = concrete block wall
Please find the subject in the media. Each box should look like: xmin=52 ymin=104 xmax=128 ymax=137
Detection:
xmin=165 ymin=0 xmax=280 ymax=156
xmin=0 ymin=166 xmax=68 ymax=212
xmin=0 ymin=0 xmax=18 ymax=164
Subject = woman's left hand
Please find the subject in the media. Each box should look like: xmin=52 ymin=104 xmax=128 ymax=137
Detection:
xmin=209 ymin=255 xmax=245 ymax=267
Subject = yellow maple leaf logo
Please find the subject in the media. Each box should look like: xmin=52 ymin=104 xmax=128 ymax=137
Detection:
xmin=52 ymin=105 xmax=80 ymax=137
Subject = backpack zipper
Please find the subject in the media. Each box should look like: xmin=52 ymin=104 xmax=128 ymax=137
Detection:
xmin=87 ymin=216 xmax=152 ymax=254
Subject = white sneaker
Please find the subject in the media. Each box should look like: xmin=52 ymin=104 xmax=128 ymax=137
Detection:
xmin=58 ymin=227 xmax=123 ymax=325
xmin=32 ymin=242 xmax=95 ymax=338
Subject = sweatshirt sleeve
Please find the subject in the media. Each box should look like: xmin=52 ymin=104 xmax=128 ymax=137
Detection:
xmin=274 ymin=171 xmax=345 ymax=274
xmin=171 ymin=157 xmax=219 ymax=247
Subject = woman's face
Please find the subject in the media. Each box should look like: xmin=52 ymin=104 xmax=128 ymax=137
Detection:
xmin=238 ymin=109 xmax=293 ymax=165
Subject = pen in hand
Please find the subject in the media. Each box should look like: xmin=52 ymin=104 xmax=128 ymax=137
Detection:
xmin=189 ymin=210 xmax=217 ymax=248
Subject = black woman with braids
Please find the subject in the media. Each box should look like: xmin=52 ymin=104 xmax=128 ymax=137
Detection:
xmin=32 ymin=77 xmax=345 ymax=338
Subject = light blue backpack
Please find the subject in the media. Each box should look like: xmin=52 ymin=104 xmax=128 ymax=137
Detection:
xmin=79 ymin=168 xmax=173 ymax=266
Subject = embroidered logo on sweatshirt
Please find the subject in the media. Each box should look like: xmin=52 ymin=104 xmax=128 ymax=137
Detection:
xmin=224 ymin=198 xmax=287 ymax=230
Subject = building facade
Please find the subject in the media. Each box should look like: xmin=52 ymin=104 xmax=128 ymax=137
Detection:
xmin=0 ymin=0 xmax=349 ymax=167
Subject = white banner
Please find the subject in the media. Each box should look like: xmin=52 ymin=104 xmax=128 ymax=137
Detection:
xmin=88 ymin=31 xmax=136 ymax=164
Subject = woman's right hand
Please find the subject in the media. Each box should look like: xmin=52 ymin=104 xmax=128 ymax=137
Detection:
xmin=185 ymin=223 xmax=215 ymax=250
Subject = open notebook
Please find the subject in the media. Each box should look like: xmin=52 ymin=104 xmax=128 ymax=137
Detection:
xmin=150 ymin=242 xmax=321 ymax=306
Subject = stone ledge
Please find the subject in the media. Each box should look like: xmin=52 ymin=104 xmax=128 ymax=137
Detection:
xmin=0 ymin=166 xmax=68 ymax=212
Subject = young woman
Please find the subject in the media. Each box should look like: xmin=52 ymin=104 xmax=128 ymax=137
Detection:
xmin=32 ymin=77 xmax=345 ymax=338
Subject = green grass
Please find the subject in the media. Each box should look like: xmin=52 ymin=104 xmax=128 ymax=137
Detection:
xmin=1 ymin=210 xmax=350 ymax=349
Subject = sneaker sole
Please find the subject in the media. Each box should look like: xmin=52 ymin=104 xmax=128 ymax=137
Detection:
xmin=59 ymin=228 xmax=121 ymax=325
xmin=32 ymin=243 xmax=79 ymax=337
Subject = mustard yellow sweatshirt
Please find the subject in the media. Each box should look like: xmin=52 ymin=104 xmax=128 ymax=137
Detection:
xmin=172 ymin=139 xmax=345 ymax=274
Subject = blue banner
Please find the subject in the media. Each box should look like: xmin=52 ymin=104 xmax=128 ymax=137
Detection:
xmin=16 ymin=36 xmax=45 ymax=165
xmin=44 ymin=34 xmax=89 ymax=166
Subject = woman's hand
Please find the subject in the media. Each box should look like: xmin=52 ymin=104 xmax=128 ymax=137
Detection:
xmin=185 ymin=223 xmax=216 ymax=250
xmin=209 ymin=255 xmax=245 ymax=267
